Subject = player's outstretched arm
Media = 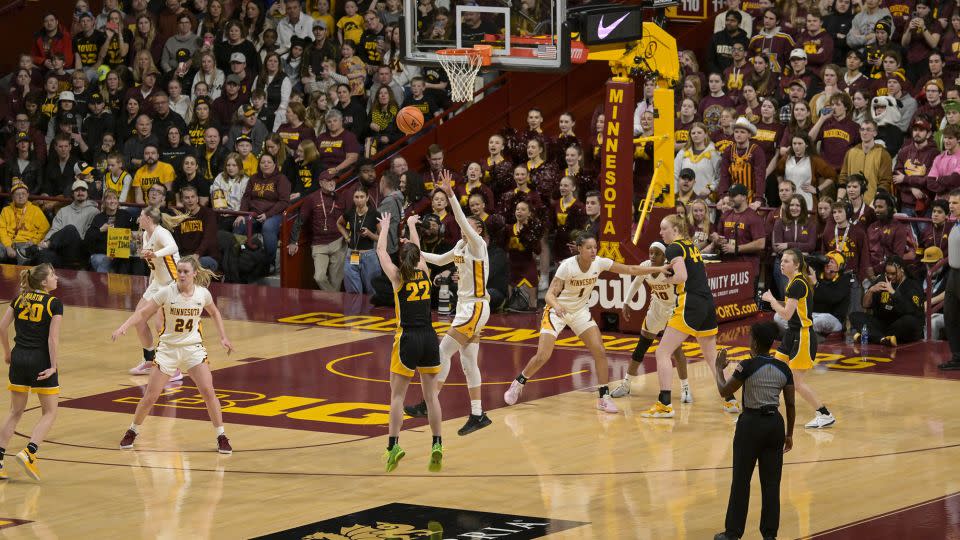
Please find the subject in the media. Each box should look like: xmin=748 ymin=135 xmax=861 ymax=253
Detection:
xmin=609 ymin=261 xmax=669 ymax=276
xmin=438 ymin=170 xmax=484 ymax=252
xmin=112 ymin=300 xmax=162 ymax=341
xmin=377 ymin=212 xmax=400 ymax=287
xmin=204 ymin=301 xmax=234 ymax=354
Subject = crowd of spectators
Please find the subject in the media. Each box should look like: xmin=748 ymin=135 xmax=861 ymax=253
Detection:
xmin=0 ymin=0 xmax=956 ymax=350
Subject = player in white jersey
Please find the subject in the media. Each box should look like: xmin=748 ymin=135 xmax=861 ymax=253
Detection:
xmin=503 ymin=232 xmax=667 ymax=413
xmin=611 ymin=242 xmax=691 ymax=401
xmin=112 ymin=255 xmax=235 ymax=454
xmin=403 ymin=173 xmax=493 ymax=436
xmin=129 ymin=207 xmax=187 ymax=377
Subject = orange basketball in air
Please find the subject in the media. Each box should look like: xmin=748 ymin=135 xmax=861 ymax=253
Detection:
xmin=396 ymin=106 xmax=426 ymax=135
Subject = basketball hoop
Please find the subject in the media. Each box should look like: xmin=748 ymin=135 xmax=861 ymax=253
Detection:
xmin=436 ymin=45 xmax=492 ymax=102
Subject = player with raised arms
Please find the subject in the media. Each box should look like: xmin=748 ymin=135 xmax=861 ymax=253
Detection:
xmin=378 ymin=212 xmax=444 ymax=473
xmin=403 ymin=171 xmax=493 ymax=436
xmin=503 ymin=232 xmax=666 ymax=412
xmin=112 ymin=255 xmax=235 ymax=454
xmin=641 ymin=215 xmax=741 ymax=418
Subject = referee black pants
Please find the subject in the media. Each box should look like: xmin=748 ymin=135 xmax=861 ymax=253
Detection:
xmin=724 ymin=410 xmax=785 ymax=539
xmin=945 ymin=269 xmax=960 ymax=362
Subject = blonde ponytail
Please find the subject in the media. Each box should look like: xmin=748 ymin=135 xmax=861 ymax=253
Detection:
xmin=19 ymin=263 xmax=53 ymax=293
xmin=178 ymin=255 xmax=217 ymax=288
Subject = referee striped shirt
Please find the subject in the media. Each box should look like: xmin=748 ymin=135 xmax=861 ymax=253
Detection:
xmin=732 ymin=355 xmax=793 ymax=409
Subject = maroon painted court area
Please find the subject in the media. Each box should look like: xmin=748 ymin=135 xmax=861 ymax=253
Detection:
xmin=60 ymin=335 xmax=604 ymax=436
xmin=808 ymin=491 xmax=960 ymax=539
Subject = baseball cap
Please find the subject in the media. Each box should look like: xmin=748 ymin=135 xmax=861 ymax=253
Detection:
xmin=230 ymin=52 xmax=246 ymax=64
xmin=679 ymin=168 xmax=696 ymax=180
xmin=15 ymin=131 xmax=30 ymax=143
xmin=241 ymin=104 xmax=257 ymax=117
xmin=234 ymin=135 xmax=252 ymax=146
xmin=313 ymin=19 xmax=328 ymax=29
xmin=225 ymin=73 xmax=243 ymax=86
xmin=921 ymin=246 xmax=944 ymax=263
xmin=789 ymin=48 xmax=807 ymax=60
xmin=788 ymin=79 xmax=807 ymax=91
xmin=75 ymin=161 xmax=94 ymax=176
xmin=89 ymin=92 xmax=104 ymax=103
xmin=176 ymin=48 xmax=191 ymax=63
xmin=911 ymin=117 xmax=933 ymax=131
xmin=825 ymin=251 xmax=846 ymax=270
xmin=71 ymin=179 xmax=89 ymax=191
xmin=59 ymin=91 xmax=75 ymax=102
xmin=728 ymin=183 xmax=749 ymax=197
xmin=78 ymin=11 xmax=94 ymax=20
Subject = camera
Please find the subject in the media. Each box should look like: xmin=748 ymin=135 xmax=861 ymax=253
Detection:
xmin=805 ymin=253 xmax=828 ymax=273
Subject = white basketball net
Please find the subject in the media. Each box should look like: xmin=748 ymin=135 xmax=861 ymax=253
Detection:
xmin=437 ymin=51 xmax=483 ymax=102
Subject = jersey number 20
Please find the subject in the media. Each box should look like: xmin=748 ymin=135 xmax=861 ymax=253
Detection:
xmin=17 ymin=302 xmax=43 ymax=322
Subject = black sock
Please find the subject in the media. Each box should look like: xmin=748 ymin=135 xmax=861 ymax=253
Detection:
xmin=26 ymin=442 xmax=38 ymax=454
xmin=658 ymin=390 xmax=672 ymax=406
xmin=432 ymin=435 xmax=442 ymax=446
xmin=516 ymin=374 xmax=528 ymax=385
xmin=818 ymin=406 xmax=830 ymax=415
xmin=143 ymin=348 xmax=156 ymax=362
xmin=598 ymin=385 xmax=609 ymax=397
xmin=0 ymin=447 xmax=5 ymax=460
xmin=387 ymin=436 xmax=398 ymax=450
xmin=724 ymin=395 xmax=736 ymax=402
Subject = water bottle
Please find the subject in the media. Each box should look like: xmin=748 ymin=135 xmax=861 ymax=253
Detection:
xmin=438 ymin=280 xmax=451 ymax=317
xmin=860 ymin=324 xmax=869 ymax=360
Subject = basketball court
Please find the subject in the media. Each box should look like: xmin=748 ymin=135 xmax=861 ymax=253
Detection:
xmin=0 ymin=266 xmax=956 ymax=538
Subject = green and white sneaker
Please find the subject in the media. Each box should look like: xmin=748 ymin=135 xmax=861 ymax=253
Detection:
xmin=428 ymin=443 xmax=443 ymax=472
xmin=384 ymin=445 xmax=405 ymax=473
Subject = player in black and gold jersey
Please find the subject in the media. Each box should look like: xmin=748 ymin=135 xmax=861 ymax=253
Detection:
xmin=642 ymin=215 xmax=741 ymax=419
xmin=762 ymin=249 xmax=836 ymax=429
xmin=376 ymin=212 xmax=443 ymax=473
xmin=0 ymin=264 xmax=63 ymax=481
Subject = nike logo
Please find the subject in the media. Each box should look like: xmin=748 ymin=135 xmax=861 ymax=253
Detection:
xmin=597 ymin=13 xmax=630 ymax=39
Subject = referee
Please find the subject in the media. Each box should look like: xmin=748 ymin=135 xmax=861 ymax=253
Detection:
xmin=714 ymin=322 xmax=796 ymax=540
xmin=938 ymin=189 xmax=960 ymax=371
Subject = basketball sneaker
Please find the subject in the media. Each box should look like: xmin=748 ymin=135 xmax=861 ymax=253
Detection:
xmin=504 ymin=380 xmax=523 ymax=405
xmin=805 ymin=412 xmax=836 ymax=429
xmin=610 ymin=379 xmax=631 ymax=398
xmin=129 ymin=361 xmax=152 ymax=375
xmin=0 ymin=462 xmax=6 ymax=480
xmin=217 ymin=434 xmax=232 ymax=454
xmin=403 ymin=400 xmax=428 ymax=418
xmin=16 ymin=449 xmax=39 ymax=481
xmin=458 ymin=413 xmax=492 ymax=436
xmin=681 ymin=385 xmax=693 ymax=404
xmin=120 ymin=429 xmax=138 ymax=449
xmin=597 ymin=395 xmax=619 ymax=413
xmin=880 ymin=336 xmax=898 ymax=347
xmin=640 ymin=401 xmax=675 ymax=418
xmin=169 ymin=369 xmax=183 ymax=382
xmin=384 ymin=445 xmax=405 ymax=472
xmin=428 ymin=443 xmax=443 ymax=472
xmin=722 ymin=399 xmax=742 ymax=414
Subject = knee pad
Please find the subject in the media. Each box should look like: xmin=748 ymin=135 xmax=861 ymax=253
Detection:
xmin=438 ymin=335 xmax=459 ymax=382
xmin=632 ymin=335 xmax=654 ymax=363
xmin=460 ymin=342 xmax=481 ymax=388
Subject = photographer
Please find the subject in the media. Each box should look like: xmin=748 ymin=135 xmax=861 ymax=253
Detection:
xmin=775 ymin=251 xmax=850 ymax=336
xmin=417 ymin=213 xmax=456 ymax=309
xmin=850 ymin=256 xmax=924 ymax=346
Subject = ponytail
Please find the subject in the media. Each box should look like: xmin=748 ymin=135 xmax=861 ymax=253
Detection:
xmin=143 ymin=206 xmax=192 ymax=231
xmin=178 ymin=255 xmax=217 ymax=288
xmin=664 ymin=214 xmax=689 ymax=239
xmin=19 ymin=263 xmax=53 ymax=293
xmin=783 ymin=248 xmax=810 ymax=286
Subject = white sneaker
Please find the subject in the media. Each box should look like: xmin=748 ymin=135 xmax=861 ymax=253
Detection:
xmin=805 ymin=412 xmax=836 ymax=429
xmin=722 ymin=399 xmax=741 ymax=414
xmin=680 ymin=385 xmax=693 ymax=403
xmin=610 ymin=380 xmax=631 ymax=398
xmin=129 ymin=361 xmax=152 ymax=375
xmin=597 ymin=395 xmax=619 ymax=413
xmin=504 ymin=380 xmax=523 ymax=405
xmin=168 ymin=369 xmax=183 ymax=382
xmin=538 ymin=275 xmax=549 ymax=291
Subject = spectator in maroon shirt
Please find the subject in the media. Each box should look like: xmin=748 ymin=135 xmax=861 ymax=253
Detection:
xmin=917 ymin=79 xmax=946 ymax=128
xmin=893 ymin=116 xmax=939 ymax=217
xmin=277 ymin=102 xmax=317 ymax=153
xmin=287 ymin=175 xmax=345 ymax=291
xmin=234 ymin=153 xmax=291 ymax=263
xmin=315 ymin=109 xmax=360 ymax=181
xmin=173 ymin=185 xmax=221 ymax=270
xmin=843 ymin=174 xmax=877 ymax=228
xmin=810 ymin=92 xmax=860 ymax=172
xmin=771 ymin=193 xmax=818 ymax=294
xmin=866 ymin=191 xmax=918 ymax=279
xmin=710 ymin=183 xmax=767 ymax=270
xmin=919 ymin=199 xmax=954 ymax=251
xmin=212 ymin=74 xmax=246 ymax=127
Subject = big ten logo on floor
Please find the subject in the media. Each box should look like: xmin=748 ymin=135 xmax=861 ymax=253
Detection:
xmin=278 ymin=311 xmax=648 ymax=351
xmin=251 ymin=503 xmax=588 ymax=540
xmin=818 ymin=353 xmax=893 ymax=370
xmin=115 ymin=386 xmax=393 ymax=426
